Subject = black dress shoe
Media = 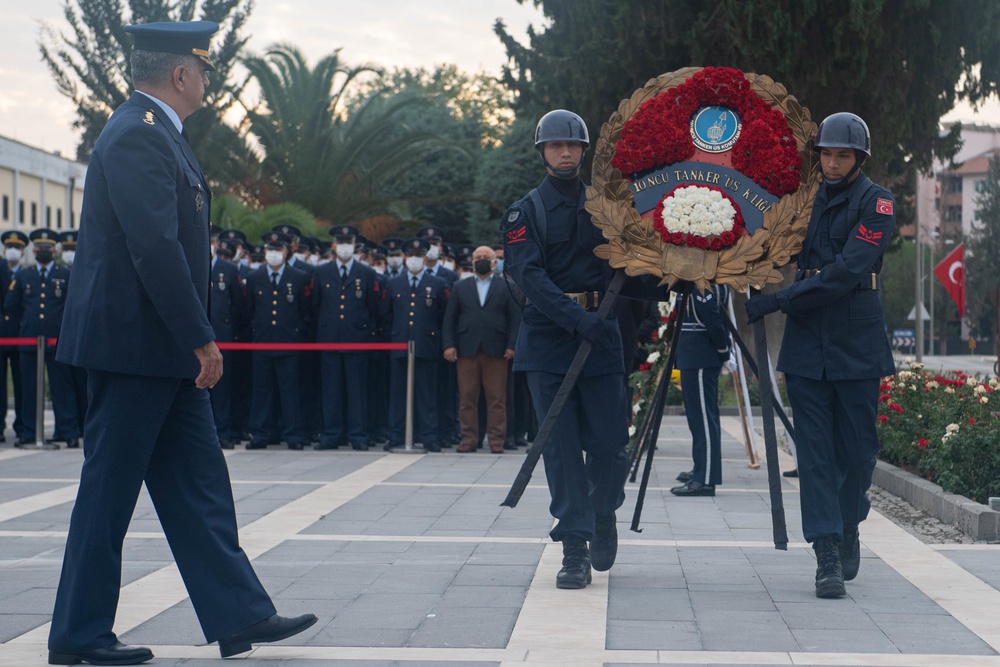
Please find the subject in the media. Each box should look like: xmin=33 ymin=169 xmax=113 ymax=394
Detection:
xmin=218 ymin=613 xmax=318 ymax=658
xmin=814 ymin=535 xmax=846 ymax=598
xmin=219 ymin=439 xmax=234 ymax=450
xmin=783 ymin=468 xmax=799 ymax=478
xmin=503 ymin=441 xmax=518 ymax=450
xmin=424 ymin=442 xmax=441 ymax=452
xmin=49 ymin=641 xmax=153 ymax=665
xmin=383 ymin=441 xmax=403 ymax=451
xmin=670 ymin=480 xmax=716 ymax=496
xmin=839 ymin=523 xmax=861 ymax=581
xmin=675 ymin=470 xmax=693 ymax=483
xmin=65 ymin=439 xmax=80 ymax=449
xmin=591 ymin=512 xmax=618 ymax=572
xmin=313 ymin=443 xmax=340 ymax=450
xmin=287 ymin=442 xmax=304 ymax=451
xmin=351 ymin=443 xmax=370 ymax=451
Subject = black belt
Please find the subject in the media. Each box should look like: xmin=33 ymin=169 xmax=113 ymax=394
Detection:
xmin=799 ymin=268 xmax=880 ymax=291
xmin=564 ymin=291 xmax=604 ymax=309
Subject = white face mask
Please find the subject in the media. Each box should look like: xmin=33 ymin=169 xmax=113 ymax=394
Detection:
xmin=335 ymin=243 xmax=355 ymax=261
xmin=373 ymin=266 xmax=385 ymax=275
xmin=293 ymin=252 xmax=306 ymax=263
xmin=425 ymin=245 xmax=440 ymax=261
xmin=5 ymin=247 xmax=22 ymax=262
xmin=210 ymin=246 xmax=217 ymax=258
xmin=442 ymin=260 xmax=455 ymax=272
xmin=249 ymin=261 xmax=262 ymax=270
xmin=317 ymin=258 xmax=331 ymax=266
xmin=61 ymin=250 xmax=75 ymax=265
xmin=265 ymin=250 xmax=285 ymax=268
xmin=387 ymin=256 xmax=403 ymax=270
xmin=307 ymin=254 xmax=319 ymax=266
xmin=405 ymin=256 xmax=425 ymax=274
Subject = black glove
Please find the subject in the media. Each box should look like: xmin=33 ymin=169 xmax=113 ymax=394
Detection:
xmin=575 ymin=311 xmax=604 ymax=344
xmin=745 ymin=293 xmax=780 ymax=324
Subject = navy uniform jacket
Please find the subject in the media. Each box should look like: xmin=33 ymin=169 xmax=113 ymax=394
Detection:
xmin=775 ymin=173 xmax=895 ymax=380
xmin=442 ymin=275 xmax=518 ymax=358
xmin=314 ymin=261 xmax=382 ymax=343
xmin=385 ymin=272 xmax=448 ymax=360
xmin=500 ymin=175 xmax=625 ymax=377
xmin=56 ymin=92 xmax=214 ymax=378
xmin=5 ymin=264 xmax=71 ymax=338
xmin=426 ymin=263 xmax=457 ymax=288
xmin=209 ymin=258 xmax=246 ymax=343
xmin=246 ymin=265 xmax=313 ymax=352
xmin=677 ymin=285 xmax=731 ymax=371
xmin=0 ymin=265 xmax=19 ymax=339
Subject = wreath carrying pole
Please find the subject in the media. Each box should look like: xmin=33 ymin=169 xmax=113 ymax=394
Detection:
xmin=629 ymin=285 xmax=688 ymax=532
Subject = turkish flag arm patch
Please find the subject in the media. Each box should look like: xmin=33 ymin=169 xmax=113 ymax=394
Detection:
xmin=876 ymin=198 xmax=894 ymax=215
xmin=506 ymin=225 xmax=528 ymax=245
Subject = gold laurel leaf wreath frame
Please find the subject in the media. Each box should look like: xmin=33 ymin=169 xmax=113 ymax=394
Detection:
xmin=588 ymin=68 xmax=820 ymax=294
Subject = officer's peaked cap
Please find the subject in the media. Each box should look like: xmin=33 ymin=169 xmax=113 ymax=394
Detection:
xmin=29 ymin=229 xmax=58 ymax=245
xmin=330 ymin=225 xmax=359 ymax=242
xmin=220 ymin=229 xmax=247 ymax=243
xmin=58 ymin=231 xmax=80 ymax=246
xmin=262 ymin=231 xmax=291 ymax=247
xmin=124 ymin=21 xmax=219 ymax=71
xmin=416 ymin=226 xmax=445 ymax=242
xmin=271 ymin=224 xmax=302 ymax=239
xmin=403 ymin=238 xmax=429 ymax=255
xmin=382 ymin=237 xmax=405 ymax=254
xmin=1 ymin=231 xmax=29 ymax=247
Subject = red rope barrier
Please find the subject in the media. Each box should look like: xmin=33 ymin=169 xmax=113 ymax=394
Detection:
xmin=217 ymin=342 xmax=407 ymax=351
xmin=0 ymin=337 xmax=57 ymax=346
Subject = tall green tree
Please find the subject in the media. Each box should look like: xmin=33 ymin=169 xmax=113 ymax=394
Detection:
xmin=241 ymin=46 xmax=452 ymax=225
xmin=496 ymin=0 xmax=1000 ymax=187
xmin=966 ymin=155 xmax=1000 ymax=341
xmin=39 ymin=0 xmax=252 ymax=178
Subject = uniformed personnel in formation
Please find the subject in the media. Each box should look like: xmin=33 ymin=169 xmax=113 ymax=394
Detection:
xmin=4 ymin=228 xmax=80 ymax=448
xmin=208 ymin=231 xmax=247 ymax=448
xmin=0 ymin=230 xmax=28 ymax=443
xmin=745 ymin=112 xmax=895 ymax=599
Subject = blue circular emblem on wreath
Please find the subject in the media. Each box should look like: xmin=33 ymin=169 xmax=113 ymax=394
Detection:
xmin=690 ymin=106 xmax=742 ymax=153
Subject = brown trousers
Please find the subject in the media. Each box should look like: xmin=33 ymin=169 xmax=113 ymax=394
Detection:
xmin=456 ymin=352 xmax=508 ymax=451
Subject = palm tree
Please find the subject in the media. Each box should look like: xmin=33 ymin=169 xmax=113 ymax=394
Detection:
xmin=240 ymin=45 xmax=455 ymax=224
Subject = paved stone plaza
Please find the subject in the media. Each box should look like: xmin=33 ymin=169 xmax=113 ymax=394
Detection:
xmin=1 ymin=412 xmax=998 ymax=666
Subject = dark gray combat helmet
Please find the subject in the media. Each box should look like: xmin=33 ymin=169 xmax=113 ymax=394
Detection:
xmin=535 ymin=109 xmax=589 ymax=178
xmin=813 ymin=112 xmax=871 ymax=156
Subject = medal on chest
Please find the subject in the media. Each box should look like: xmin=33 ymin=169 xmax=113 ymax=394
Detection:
xmin=355 ymin=278 xmax=362 ymax=299
xmin=286 ymin=283 xmax=294 ymax=303
xmin=218 ymin=273 xmax=226 ymax=291
xmin=195 ymin=190 xmax=204 ymax=212
xmin=425 ymin=286 xmax=433 ymax=308
xmin=54 ymin=280 xmax=62 ymax=299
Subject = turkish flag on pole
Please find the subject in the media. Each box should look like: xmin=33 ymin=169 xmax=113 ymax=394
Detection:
xmin=933 ymin=243 xmax=965 ymax=317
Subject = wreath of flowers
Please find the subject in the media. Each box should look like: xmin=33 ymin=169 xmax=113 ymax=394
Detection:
xmin=653 ymin=184 xmax=745 ymax=250
xmin=611 ymin=67 xmax=802 ymax=197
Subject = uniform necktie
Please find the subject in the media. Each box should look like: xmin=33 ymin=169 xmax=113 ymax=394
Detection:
xmin=271 ymin=272 xmax=278 ymax=289
xmin=39 ymin=267 xmax=46 ymax=281
xmin=341 ymin=266 xmax=348 ymax=282
xmin=411 ymin=276 xmax=418 ymax=290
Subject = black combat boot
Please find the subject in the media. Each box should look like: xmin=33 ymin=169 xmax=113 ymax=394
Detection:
xmin=839 ymin=523 xmax=860 ymax=581
xmin=591 ymin=512 xmax=618 ymax=572
xmin=555 ymin=536 xmax=592 ymax=589
xmin=813 ymin=535 xmax=846 ymax=599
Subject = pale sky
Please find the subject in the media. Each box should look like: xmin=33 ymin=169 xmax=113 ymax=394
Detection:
xmin=2 ymin=1 xmax=998 ymax=162
xmin=0 ymin=1 xmax=547 ymax=158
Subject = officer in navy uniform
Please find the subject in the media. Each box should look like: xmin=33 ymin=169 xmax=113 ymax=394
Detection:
xmin=315 ymin=225 xmax=382 ymax=450
xmin=209 ymin=235 xmax=246 ymax=449
xmin=57 ymin=230 xmax=90 ymax=437
xmin=369 ymin=239 xmax=403 ymax=443
xmin=417 ymin=226 xmax=458 ymax=446
xmin=48 ymin=22 xmax=316 ymax=665
xmin=4 ymin=228 xmax=80 ymax=448
xmin=383 ymin=237 xmax=406 ymax=280
xmin=0 ymin=230 xmax=28 ymax=443
xmin=271 ymin=224 xmax=320 ymax=442
xmin=219 ymin=229 xmax=253 ymax=440
xmin=746 ymin=112 xmax=895 ymax=599
xmin=383 ymin=238 xmax=448 ymax=451
xmin=246 ymin=231 xmax=313 ymax=450
xmin=671 ymin=284 xmax=731 ymax=497
xmin=500 ymin=109 xmax=667 ymax=589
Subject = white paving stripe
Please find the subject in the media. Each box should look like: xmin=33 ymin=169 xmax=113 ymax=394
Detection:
xmin=0 ymin=484 xmax=78 ymax=523
xmin=0 ymin=448 xmax=42 ymax=462
xmin=8 ymin=454 xmax=423 ymax=645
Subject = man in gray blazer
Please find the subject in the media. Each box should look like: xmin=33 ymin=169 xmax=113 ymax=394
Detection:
xmin=443 ymin=246 xmax=519 ymax=453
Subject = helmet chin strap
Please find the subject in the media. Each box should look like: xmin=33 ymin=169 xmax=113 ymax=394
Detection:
xmin=821 ymin=152 xmax=864 ymax=187
xmin=540 ymin=153 xmax=584 ymax=180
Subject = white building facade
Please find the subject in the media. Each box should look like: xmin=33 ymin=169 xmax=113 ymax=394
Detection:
xmin=0 ymin=136 xmax=86 ymax=234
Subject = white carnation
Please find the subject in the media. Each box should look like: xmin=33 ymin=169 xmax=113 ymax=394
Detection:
xmin=647 ymin=351 xmax=661 ymax=364
xmin=660 ymin=186 xmax=737 ymax=239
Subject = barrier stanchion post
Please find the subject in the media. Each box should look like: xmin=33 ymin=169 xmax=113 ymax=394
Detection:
xmin=25 ymin=336 xmax=58 ymax=450
xmin=401 ymin=340 xmax=423 ymax=453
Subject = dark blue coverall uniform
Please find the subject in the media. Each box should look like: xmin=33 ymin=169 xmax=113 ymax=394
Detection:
xmin=315 ymin=258 xmax=382 ymax=449
xmin=773 ymin=173 xmax=895 ymax=543
xmin=501 ymin=174 xmax=664 ymax=542
xmin=385 ymin=270 xmax=448 ymax=448
xmin=677 ymin=284 xmax=731 ymax=487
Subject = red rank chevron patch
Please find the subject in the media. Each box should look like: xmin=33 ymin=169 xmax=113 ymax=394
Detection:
xmin=506 ymin=225 xmax=527 ymax=245
xmin=855 ymin=224 xmax=883 ymax=246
